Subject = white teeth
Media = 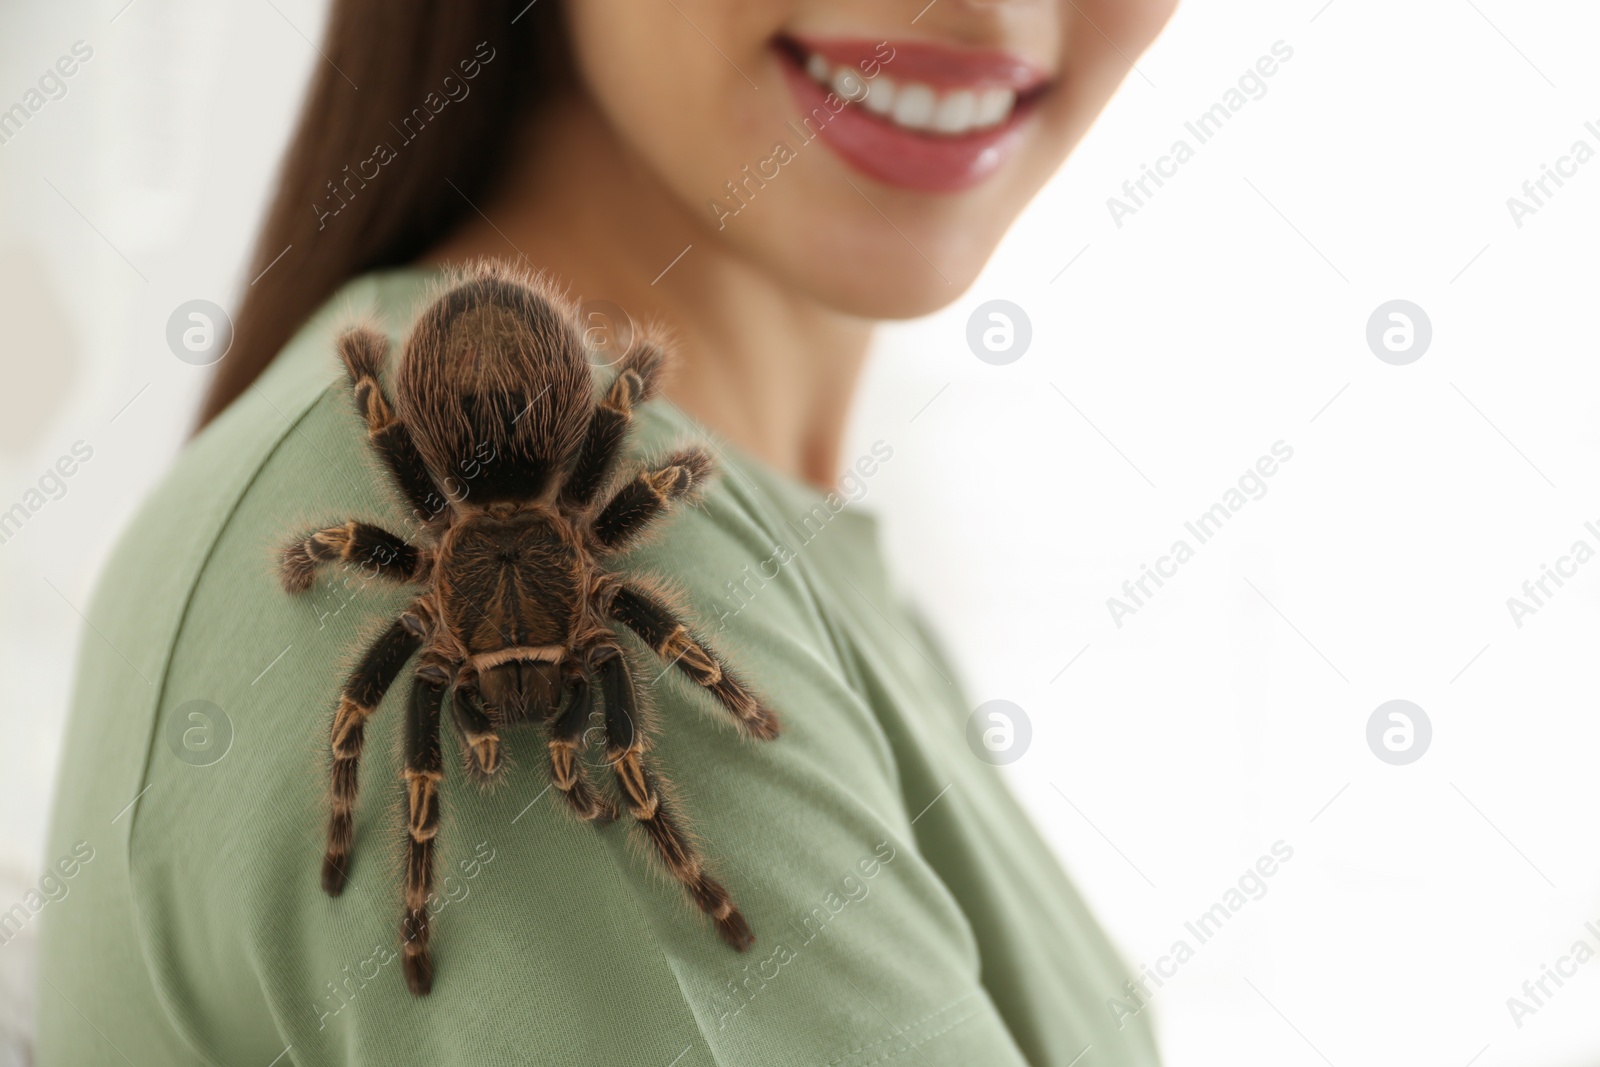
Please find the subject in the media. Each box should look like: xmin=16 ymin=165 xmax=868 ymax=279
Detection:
xmin=891 ymin=83 xmax=937 ymax=129
xmin=933 ymin=89 xmax=977 ymax=134
xmin=798 ymin=48 xmax=1018 ymax=135
xmin=831 ymin=67 xmax=867 ymax=102
xmin=863 ymin=75 xmax=896 ymax=115
xmin=974 ymin=87 xmax=1016 ymax=128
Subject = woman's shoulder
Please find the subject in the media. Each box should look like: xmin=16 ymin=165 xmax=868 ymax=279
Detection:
xmin=44 ymin=267 xmax=1014 ymax=1064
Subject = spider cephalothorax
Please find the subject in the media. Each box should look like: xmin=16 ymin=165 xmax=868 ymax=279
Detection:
xmin=280 ymin=263 xmax=779 ymax=995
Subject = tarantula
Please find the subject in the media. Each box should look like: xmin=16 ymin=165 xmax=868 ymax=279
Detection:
xmin=280 ymin=264 xmax=779 ymax=996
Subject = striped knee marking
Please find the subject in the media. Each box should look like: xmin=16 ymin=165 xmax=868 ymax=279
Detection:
xmin=308 ymin=523 xmax=356 ymax=561
xmin=548 ymin=742 xmax=611 ymax=818
xmin=603 ymin=368 xmax=646 ymax=415
xmin=548 ymin=739 xmax=581 ymax=790
xmin=657 ymin=627 xmax=721 ymax=684
xmin=465 ymin=734 xmax=500 ymax=774
xmin=645 ymin=465 xmax=695 ymax=499
xmin=353 ymin=376 xmax=395 ymax=433
xmin=404 ymin=769 xmax=442 ymax=841
xmin=330 ymin=695 xmax=374 ymax=757
xmin=612 ymin=751 xmax=659 ymax=821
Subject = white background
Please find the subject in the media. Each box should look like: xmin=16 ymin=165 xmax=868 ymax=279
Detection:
xmin=2 ymin=1 xmax=1598 ymax=1064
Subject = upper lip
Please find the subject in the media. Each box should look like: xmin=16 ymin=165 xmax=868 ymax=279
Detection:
xmin=781 ymin=34 xmax=1052 ymax=93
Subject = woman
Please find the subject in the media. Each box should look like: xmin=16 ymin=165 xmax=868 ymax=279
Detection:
xmin=38 ymin=0 xmax=1176 ymax=1063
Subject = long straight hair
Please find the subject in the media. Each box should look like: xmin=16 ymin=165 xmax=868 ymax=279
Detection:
xmin=195 ymin=0 xmax=567 ymax=429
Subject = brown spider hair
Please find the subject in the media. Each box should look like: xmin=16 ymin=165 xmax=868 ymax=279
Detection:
xmin=397 ymin=268 xmax=592 ymax=500
xmin=196 ymin=0 xmax=569 ymax=430
xmin=282 ymin=262 xmax=779 ymax=995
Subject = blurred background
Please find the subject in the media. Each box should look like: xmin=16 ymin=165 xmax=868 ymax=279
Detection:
xmin=3 ymin=1 xmax=1598 ymax=1064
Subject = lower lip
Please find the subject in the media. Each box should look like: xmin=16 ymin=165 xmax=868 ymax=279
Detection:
xmin=775 ymin=48 xmax=1033 ymax=194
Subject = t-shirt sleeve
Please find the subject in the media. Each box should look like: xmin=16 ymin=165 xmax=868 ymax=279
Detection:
xmin=114 ymin=380 xmax=1036 ymax=1066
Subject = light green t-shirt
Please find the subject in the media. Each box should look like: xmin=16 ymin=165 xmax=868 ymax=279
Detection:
xmin=37 ymin=268 xmax=1160 ymax=1067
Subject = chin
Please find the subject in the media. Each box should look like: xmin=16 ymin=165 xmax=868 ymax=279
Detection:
xmin=790 ymin=245 xmax=989 ymax=321
xmin=743 ymin=175 xmax=1043 ymax=320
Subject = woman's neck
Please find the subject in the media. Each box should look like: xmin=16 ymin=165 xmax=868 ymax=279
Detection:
xmin=424 ymin=91 xmax=874 ymax=492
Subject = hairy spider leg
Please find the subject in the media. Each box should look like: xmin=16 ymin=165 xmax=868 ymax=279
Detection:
xmin=595 ymin=652 xmax=754 ymax=951
xmin=591 ymin=447 xmax=715 ymax=551
xmin=400 ymin=664 xmax=447 ymax=996
xmin=337 ymin=326 xmax=451 ymax=527
xmin=322 ymin=610 xmax=425 ymax=895
xmin=559 ymin=340 xmax=665 ymax=509
xmin=607 ymin=582 xmax=778 ymax=740
xmin=281 ymin=520 xmax=425 ymax=594
xmin=544 ymin=669 xmax=616 ymax=823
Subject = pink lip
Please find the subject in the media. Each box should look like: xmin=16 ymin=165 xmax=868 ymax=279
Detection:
xmin=773 ymin=37 xmax=1049 ymax=193
xmin=788 ymin=36 xmax=1050 ymax=92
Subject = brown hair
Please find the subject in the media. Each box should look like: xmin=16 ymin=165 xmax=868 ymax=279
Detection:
xmin=195 ymin=0 xmax=568 ymax=429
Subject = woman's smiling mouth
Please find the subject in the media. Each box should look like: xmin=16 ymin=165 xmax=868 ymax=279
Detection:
xmin=774 ymin=34 xmax=1052 ymax=192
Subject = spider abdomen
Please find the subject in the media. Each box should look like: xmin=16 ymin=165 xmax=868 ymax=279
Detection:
xmin=396 ymin=270 xmax=591 ymax=503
